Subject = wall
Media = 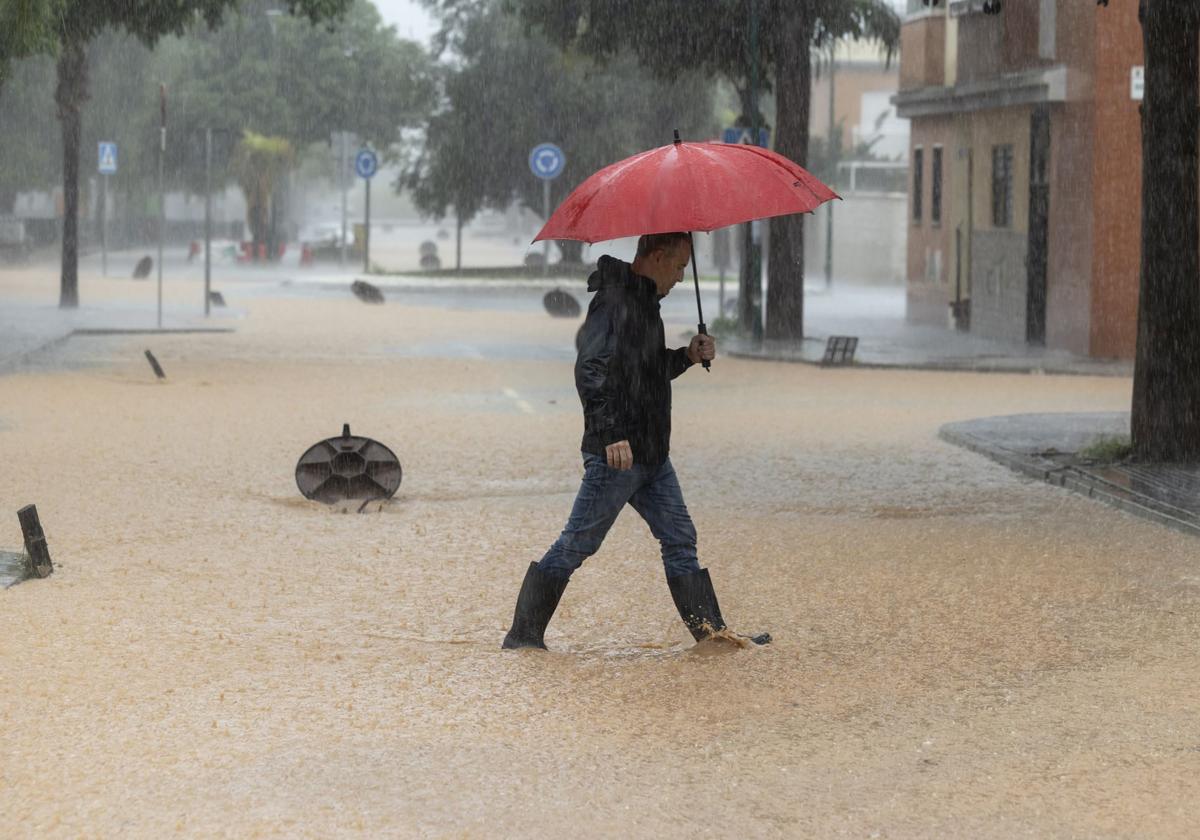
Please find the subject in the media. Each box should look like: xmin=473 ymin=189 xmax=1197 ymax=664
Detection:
xmin=899 ymin=15 xmax=946 ymax=90
xmin=1043 ymin=0 xmax=1097 ymax=355
xmin=804 ymin=192 xmax=907 ymax=286
xmin=905 ymin=114 xmax=957 ymax=323
xmin=1088 ymin=2 xmax=1144 ymax=358
xmin=810 ymin=63 xmax=904 ymax=156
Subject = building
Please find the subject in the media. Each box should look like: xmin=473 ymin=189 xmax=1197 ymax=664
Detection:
xmin=805 ymin=39 xmax=910 ymax=286
xmin=893 ymin=0 xmax=1143 ymax=357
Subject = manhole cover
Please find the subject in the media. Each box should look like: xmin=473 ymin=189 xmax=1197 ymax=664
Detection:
xmin=295 ymin=424 xmax=402 ymax=504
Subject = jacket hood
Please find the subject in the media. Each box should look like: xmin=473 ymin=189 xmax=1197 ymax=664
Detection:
xmin=587 ymin=255 xmax=657 ymax=299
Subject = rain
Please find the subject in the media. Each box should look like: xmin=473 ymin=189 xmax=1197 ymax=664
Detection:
xmin=2 ymin=0 xmax=1199 ymax=836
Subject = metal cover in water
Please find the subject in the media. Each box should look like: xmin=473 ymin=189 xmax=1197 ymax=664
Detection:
xmin=295 ymin=424 xmax=402 ymax=504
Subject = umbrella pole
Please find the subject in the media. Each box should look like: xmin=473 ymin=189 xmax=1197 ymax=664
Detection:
xmin=688 ymin=232 xmax=711 ymax=372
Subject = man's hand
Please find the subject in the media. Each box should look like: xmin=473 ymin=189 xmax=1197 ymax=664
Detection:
xmin=605 ymin=439 xmax=633 ymax=470
xmin=688 ymin=333 xmax=716 ymax=365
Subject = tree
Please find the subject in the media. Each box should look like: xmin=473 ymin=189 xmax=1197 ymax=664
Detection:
xmin=146 ymin=0 xmax=435 ymax=256
xmin=0 ymin=0 xmax=56 ymax=93
xmin=232 ymin=131 xmax=294 ymax=258
xmin=508 ymin=0 xmax=899 ymax=337
xmin=0 ymin=53 xmax=59 ymax=213
xmin=1129 ymin=0 xmax=1200 ymax=460
xmin=31 ymin=0 xmax=352 ymax=307
xmin=410 ymin=1 xmax=716 ymax=263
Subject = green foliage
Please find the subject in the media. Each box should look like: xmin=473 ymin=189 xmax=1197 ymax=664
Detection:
xmin=0 ymin=53 xmax=59 ymax=210
xmin=0 ymin=0 xmax=58 ymax=88
xmin=1080 ymin=435 xmax=1133 ymax=464
xmin=151 ymin=0 xmax=436 ymax=193
xmin=232 ymin=130 xmax=294 ymax=245
xmin=507 ymin=0 xmax=900 ymax=124
xmin=408 ymin=1 xmax=717 ymax=232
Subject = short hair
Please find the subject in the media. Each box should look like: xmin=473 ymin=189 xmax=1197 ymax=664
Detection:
xmin=636 ymin=232 xmax=691 ymax=258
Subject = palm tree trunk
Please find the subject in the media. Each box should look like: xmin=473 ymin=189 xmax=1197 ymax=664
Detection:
xmin=54 ymin=39 xmax=88 ymax=309
xmin=766 ymin=6 xmax=813 ymax=341
xmin=1131 ymin=0 xmax=1200 ymax=460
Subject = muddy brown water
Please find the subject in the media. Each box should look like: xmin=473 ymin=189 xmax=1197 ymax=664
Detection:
xmin=1 ymin=288 xmax=1197 ymax=838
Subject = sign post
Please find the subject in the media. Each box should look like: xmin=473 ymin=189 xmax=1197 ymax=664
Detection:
xmin=97 ymin=142 xmax=117 ymax=278
xmin=355 ymin=148 xmax=378 ymax=274
xmin=529 ymin=143 xmax=565 ymax=276
xmin=723 ymin=125 xmax=769 ymax=339
xmin=157 ymin=84 xmax=166 ymax=330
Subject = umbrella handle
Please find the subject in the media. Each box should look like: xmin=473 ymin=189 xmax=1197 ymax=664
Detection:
xmin=688 ymin=231 xmax=711 ymax=372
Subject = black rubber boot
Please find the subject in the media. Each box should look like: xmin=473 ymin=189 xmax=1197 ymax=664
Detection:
xmin=502 ymin=562 xmax=569 ymax=650
xmin=667 ymin=568 xmax=771 ymax=645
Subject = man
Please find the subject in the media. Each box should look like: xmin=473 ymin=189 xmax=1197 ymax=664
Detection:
xmin=502 ymin=232 xmax=770 ymax=650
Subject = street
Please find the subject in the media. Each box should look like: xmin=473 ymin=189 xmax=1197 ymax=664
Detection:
xmin=1 ymin=268 xmax=1196 ymax=838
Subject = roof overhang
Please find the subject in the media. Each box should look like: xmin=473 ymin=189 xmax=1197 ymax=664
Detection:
xmin=892 ymin=66 xmax=1070 ymax=119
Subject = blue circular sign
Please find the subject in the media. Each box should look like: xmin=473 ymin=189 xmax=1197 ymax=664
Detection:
xmin=355 ymin=148 xmax=379 ymax=179
xmin=529 ymin=143 xmax=565 ymax=180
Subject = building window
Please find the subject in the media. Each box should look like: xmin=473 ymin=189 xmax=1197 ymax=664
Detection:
xmin=931 ymin=146 xmax=943 ymax=226
xmin=913 ymin=147 xmax=924 ymax=224
xmin=992 ymin=144 xmax=1014 ymax=228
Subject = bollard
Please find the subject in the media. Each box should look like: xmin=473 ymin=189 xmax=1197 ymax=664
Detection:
xmin=132 ymin=255 xmax=153 ymax=279
xmin=17 ymin=505 xmax=53 ymax=578
xmin=350 ymin=280 xmax=384 ymax=304
xmin=144 ymin=349 xmax=166 ymax=379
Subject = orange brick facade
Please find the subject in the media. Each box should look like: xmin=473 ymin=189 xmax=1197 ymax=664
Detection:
xmin=895 ymin=2 xmax=1144 ymax=359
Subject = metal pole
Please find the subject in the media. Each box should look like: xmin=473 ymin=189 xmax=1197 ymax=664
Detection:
xmin=362 ymin=175 xmax=370 ymax=274
xmin=688 ymin=231 xmax=710 ymax=372
xmin=824 ymin=41 xmax=836 ymax=291
xmin=100 ymin=173 xmax=108 ymax=278
xmin=157 ymin=83 xmax=166 ymax=330
xmin=743 ymin=0 xmax=763 ymax=341
xmin=204 ymin=127 xmax=212 ymax=317
xmin=542 ymin=178 xmax=550 ymax=276
xmin=339 ymin=132 xmax=348 ymax=268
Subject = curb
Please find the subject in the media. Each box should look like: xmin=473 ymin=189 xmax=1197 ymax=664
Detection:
xmin=0 ymin=326 xmax=234 ymax=375
xmin=726 ymin=345 xmax=1131 ymax=378
xmin=938 ymin=424 xmax=1200 ymax=539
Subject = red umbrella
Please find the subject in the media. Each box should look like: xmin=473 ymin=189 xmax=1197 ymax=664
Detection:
xmin=533 ymin=131 xmax=838 ymax=369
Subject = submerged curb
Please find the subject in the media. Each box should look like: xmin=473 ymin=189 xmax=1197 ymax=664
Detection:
xmin=0 ymin=327 xmax=234 ymax=374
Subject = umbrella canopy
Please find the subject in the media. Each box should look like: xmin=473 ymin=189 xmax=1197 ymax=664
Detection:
xmin=533 ymin=138 xmax=839 ymax=244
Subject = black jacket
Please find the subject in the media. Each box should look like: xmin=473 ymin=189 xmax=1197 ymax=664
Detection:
xmin=576 ymin=255 xmax=694 ymax=466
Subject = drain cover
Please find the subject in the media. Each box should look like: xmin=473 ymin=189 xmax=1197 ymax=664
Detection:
xmin=295 ymin=424 xmax=402 ymax=504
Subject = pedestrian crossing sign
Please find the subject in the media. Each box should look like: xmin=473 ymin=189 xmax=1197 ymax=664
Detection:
xmin=98 ymin=142 xmax=117 ymax=175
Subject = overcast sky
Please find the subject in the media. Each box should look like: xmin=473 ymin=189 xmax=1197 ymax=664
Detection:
xmin=370 ymin=0 xmax=438 ymax=45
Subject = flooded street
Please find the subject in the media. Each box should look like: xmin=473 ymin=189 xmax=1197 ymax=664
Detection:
xmin=1 ymin=283 xmax=1198 ymax=838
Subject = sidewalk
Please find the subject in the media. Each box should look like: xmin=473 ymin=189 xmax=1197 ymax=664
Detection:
xmin=940 ymin=412 xmax=1200 ymax=538
xmin=0 ymin=298 xmax=234 ymax=373
xmin=725 ymin=286 xmax=1132 ymax=377
xmin=0 ymin=255 xmax=238 ymax=373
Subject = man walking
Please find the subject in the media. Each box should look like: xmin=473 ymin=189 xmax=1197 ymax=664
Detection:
xmin=502 ymin=232 xmax=769 ymax=650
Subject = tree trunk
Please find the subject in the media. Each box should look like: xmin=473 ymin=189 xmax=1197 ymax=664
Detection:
xmin=55 ymin=39 xmax=88 ymax=309
xmin=558 ymin=240 xmax=584 ymax=263
xmin=766 ymin=7 xmax=813 ymax=341
xmin=1131 ymin=1 xmax=1200 ymax=461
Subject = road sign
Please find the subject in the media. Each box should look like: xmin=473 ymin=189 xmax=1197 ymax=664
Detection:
xmin=355 ymin=148 xmax=378 ymax=179
xmin=98 ymin=142 xmax=118 ymax=175
xmin=722 ymin=127 xmax=769 ymax=147
xmin=529 ymin=143 xmax=565 ymax=180
xmin=1131 ymin=66 xmax=1144 ymax=101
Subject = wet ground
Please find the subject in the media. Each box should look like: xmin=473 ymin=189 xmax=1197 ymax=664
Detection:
xmin=1 ymin=272 xmax=1198 ymax=838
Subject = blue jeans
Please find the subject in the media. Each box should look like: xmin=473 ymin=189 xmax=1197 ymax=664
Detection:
xmin=537 ymin=452 xmax=701 ymax=581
